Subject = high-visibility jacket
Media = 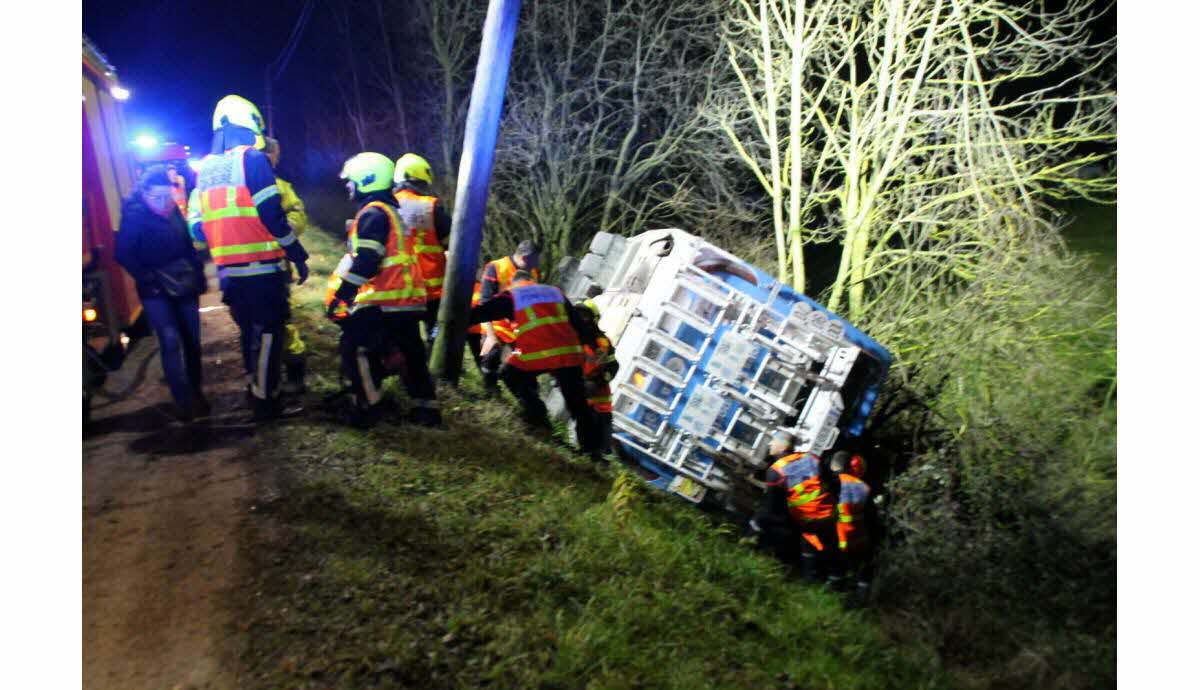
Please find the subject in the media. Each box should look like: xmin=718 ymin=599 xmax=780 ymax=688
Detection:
xmin=768 ymin=452 xmax=836 ymax=526
xmin=466 ymin=281 xmax=483 ymax=335
xmin=507 ymin=283 xmax=585 ymax=372
xmin=582 ymin=336 xmax=615 ymax=413
xmin=836 ymin=472 xmax=870 ymax=553
xmin=196 ymin=145 xmax=288 ymax=269
xmin=276 ymin=177 xmax=308 ymax=237
xmin=395 ymin=188 xmax=445 ymax=300
xmin=485 ymin=256 xmax=540 ymax=343
xmin=344 ymin=201 xmax=426 ymax=312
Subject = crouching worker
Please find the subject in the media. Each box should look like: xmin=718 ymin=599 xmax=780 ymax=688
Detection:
xmin=575 ymin=300 xmax=618 ymax=455
xmin=468 ymin=270 xmax=602 ymax=458
xmin=325 ymin=152 xmax=442 ymax=429
xmin=746 ymin=431 xmax=838 ymax=579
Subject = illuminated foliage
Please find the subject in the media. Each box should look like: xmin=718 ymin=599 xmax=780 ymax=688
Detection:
xmin=718 ymin=0 xmax=1115 ymax=319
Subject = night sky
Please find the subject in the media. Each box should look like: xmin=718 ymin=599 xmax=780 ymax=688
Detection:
xmin=84 ymin=0 xmax=314 ymax=155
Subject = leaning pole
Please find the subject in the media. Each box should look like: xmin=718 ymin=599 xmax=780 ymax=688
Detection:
xmin=430 ymin=0 xmax=522 ymax=384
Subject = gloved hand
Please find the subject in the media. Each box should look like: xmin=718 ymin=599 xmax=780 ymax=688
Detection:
xmin=326 ymin=297 xmax=347 ymax=321
xmin=294 ymin=259 xmax=309 ymax=285
xmin=480 ymin=332 xmax=500 ymax=357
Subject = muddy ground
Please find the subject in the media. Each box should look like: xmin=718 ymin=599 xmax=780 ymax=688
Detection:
xmin=83 ymin=280 xmax=284 ymax=690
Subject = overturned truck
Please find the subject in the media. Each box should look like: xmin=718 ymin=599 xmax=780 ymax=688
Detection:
xmin=555 ymin=230 xmax=893 ymax=515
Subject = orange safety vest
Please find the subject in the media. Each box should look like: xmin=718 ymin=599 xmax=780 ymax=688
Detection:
xmin=485 ymin=256 xmax=540 ymax=343
xmin=507 ymin=282 xmax=585 ymax=372
xmin=395 ymin=188 xmax=445 ymax=300
xmin=466 ymin=281 xmax=483 ymax=335
xmin=197 ymin=145 xmax=288 ymax=268
xmin=836 ymin=472 xmax=870 ymax=553
xmin=582 ymin=336 xmax=615 ymax=413
xmin=343 ymin=201 xmax=426 ymax=312
xmin=769 ymin=452 xmax=836 ymax=527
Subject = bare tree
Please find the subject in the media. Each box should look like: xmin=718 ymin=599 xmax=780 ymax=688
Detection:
xmin=485 ymin=0 xmax=737 ymax=264
xmin=720 ymin=0 xmax=1116 ymax=320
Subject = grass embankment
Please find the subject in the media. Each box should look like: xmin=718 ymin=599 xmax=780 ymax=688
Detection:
xmin=232 ymin=227 xmax=948 ymax=689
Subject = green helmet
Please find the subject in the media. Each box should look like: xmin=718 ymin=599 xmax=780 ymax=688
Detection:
xmin=340 ymin=152 xmax=395 ymax=195
xmin=212 ymin=95 xmax=265 ymax=134
xmin=394 ymin=153 xmax=433 ymax=186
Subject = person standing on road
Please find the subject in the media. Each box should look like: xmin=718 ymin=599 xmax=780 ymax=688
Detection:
xmin=392 ymin=153 xmax=451 ymax=353
xmin=478 ymin=240 xmax=541 ymax=393
xmin=468 ymin=270 xmax=601 ymax=457
xmin=116 ymin=165 xmax=210 ymax=422
xmin=191 ymin=95 xmax=309 ymax=420
xmin=326 ymin=152 xmax=442 ymax=429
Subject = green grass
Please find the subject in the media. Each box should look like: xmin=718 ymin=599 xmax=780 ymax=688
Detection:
xmin=232 ymin=227 xmax=949 ymax=689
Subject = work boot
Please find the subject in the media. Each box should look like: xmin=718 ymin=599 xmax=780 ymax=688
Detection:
xmin=344 ymin=403 xmax=381 ymax=429
xmin=253 ymin=397 xmax=303 ymax=422
xmin=407 ymin=406 xmax=444 ymax=429
xmin=191 ymin=394 xmax=213 ymax=419
xmin=282 ymin=360 xmax=306 ymax=395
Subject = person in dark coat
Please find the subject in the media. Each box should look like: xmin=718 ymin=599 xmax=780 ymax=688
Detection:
xmin=115 ymin=165 xmax=209 ymax=421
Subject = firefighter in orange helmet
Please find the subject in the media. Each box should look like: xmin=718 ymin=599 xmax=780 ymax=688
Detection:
xmin=467 ymin=270 xmax=601 ymax=457
xmin=829 ymin=450 xmax=873 ymax=596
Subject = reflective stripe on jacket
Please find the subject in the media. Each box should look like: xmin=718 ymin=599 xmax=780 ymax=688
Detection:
xmin=395 ymin=188 xmax=445 ymax=300
xmin=486 ymin=256 xmax=540 ymax=343
xmin=196 ymin=146 xmax=287 ymax=267
xmin=769 ymin=452 xmax=835 ymax=525
xmin=346 ymin=201 xmax=426 ymax=312
xmin=836 ymin=472 xmax=870 ymax=552
xmin=583 ymin=336 xmax=615 ymax=413
xmin=507 ymin=283 xmax=585 ymax=372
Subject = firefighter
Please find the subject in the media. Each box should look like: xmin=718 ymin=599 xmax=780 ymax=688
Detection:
xmin=747 ymin=432 xmax=838 ymax=578
xmin=392 ymin=153 xmax=451 ymax=353
xmin=468 ymin=270 xmax=601 ymax=457
xmin=575 ymin=300 xmax=618 ymax=454
xmin=326 ymin=152 xmax=442 ymax=429
xmin=191 ymin=95 xmax=309 ymax=420
xmin=829 ymin=451 xmax=872 ymax=596
xmin=263 ymin=136 xmax=310 ymax=394
xmin=478 ymin=240 xmax=541 ymax=393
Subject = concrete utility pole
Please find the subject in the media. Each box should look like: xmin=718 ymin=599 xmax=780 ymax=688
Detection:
xmin=430 ymin=0 xmax=522 ymax=383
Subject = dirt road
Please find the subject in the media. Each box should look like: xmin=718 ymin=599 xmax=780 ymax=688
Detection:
xmin=83 ymin=283 xmax=275 ymax=689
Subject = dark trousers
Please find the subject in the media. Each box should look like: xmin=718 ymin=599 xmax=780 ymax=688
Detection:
xmin=142 ymin=295 xmax=202 ymax=407
xmin=338 ymin=308 xmax=437 ymax=410
xmin=466 ymin=332 xmax=483 ymax=372
xmin=480 ymin=342 xmax=507 ymax=389
xmin=501 ymin=364 xmax=600 ymax=452
xmin=223 ymin=272 xmax=289 ymax=403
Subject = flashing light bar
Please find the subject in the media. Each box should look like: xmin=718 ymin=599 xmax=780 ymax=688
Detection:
xmin=133 ymin=134 xmax=160 ymax=150
xmin=111 ymin=86 xmax=130 ymax=101
xmin=83 ymin=307 xmax=98 ymax=322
